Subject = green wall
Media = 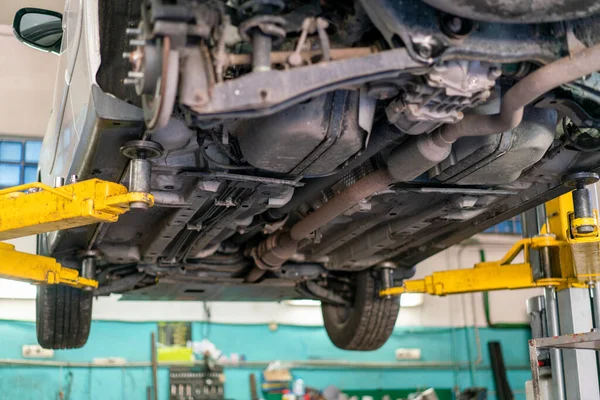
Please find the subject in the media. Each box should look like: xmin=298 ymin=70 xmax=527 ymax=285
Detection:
xmin=0 ymin=321 xmax=532 ymax=399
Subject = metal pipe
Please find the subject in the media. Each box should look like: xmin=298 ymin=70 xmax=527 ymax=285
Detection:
xmin=0 ymin=358 xmax=529 ymax=370
xmin=435 ymin=42 xmax=600 ymax=144
xmin=130 ymin=159 xmax=151 ymax=192
xmin=593 ymin=283 xmax=600 ymax=331
xmin=53 ymin=176 xmax=65 ymax=188
xmin=305 ymin=281 xmax=349 ymax=306
xmin=81 ymin=257 xmax=96 ymax=278
xmin=592 ymin=283 xmax=600 ymax=375
xmin=290 ymin=168 xmax=393 ymax=241
xmin=81 ymin=257 xmax=97 ymax=292
xmin=268 ymin=121 xmax=403 ymax=219
xmin=539 ymin=247 xmax=552 ymax=279
xmin=225 ymin=47 xmax=374 ymax=66
xmin=287 ymin=135 xmax=445 ymax=242
xmin=130 ymin=159 xmax=152 ymax=210
xmin=573 ymin=183 xmax=595 ymax=234
xmin=151 ymin=332 xmax=158 ymax=400
xmin=252 ymin=132 xmax=450 ymax=270
xmin=544 ymin=286 xmax=566 ymax=400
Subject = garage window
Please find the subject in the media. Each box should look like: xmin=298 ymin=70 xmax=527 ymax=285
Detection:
xmin=484 ymin=215 xmax=522 ymax=235
xmin=0 ymin=139 xmax=42 ymax=187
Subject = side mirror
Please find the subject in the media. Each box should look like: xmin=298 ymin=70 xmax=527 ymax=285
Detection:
xmin=13 ymin=8 xmax=63 ymax=54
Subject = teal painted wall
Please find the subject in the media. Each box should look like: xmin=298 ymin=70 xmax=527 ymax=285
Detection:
xmin=0 ymin=321 xmax=532 ymax=399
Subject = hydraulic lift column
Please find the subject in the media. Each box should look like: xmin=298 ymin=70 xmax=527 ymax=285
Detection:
xmin=524 ymin=202 xmax=567 ymax=400
xmin=548 ymin=173 xmax=600 ymax=399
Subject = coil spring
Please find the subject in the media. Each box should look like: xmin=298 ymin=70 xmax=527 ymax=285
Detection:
xmin=237 ymin=0 xmax=287 ymax=45
xmin=238 ymin=0 xmax=284 ymax=16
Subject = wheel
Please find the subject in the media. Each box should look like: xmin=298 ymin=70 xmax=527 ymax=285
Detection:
xmin=36 ymin=285 xmax=93 ymax=349
xmin=322 ymin=270 xmax=399 ymax=351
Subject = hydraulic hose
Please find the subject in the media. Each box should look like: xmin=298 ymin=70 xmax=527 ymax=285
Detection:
xmin=436 ymin=42 xmax=600 ymax=145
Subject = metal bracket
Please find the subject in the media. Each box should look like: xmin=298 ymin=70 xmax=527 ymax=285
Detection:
xmin=529 ymin=330 xmax=600 ymax=400
xmin=0 ymin=179 xmax=154 ymax=241
xmin=0 ymin=243 xmax=97 ymax=289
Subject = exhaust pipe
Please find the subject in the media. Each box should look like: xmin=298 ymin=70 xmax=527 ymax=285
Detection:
xmin=247 ymin=42 xmax=600 ymax=280
xmin=247 ymin=142 xmax=449 ymax=279
xmin=435 ymin=42 xmax=600 ymax=145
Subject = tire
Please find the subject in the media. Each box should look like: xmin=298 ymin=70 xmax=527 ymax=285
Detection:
xmin=36 ymin=285 xmax=93 ymax=349
xmin=322 ymin=270 xmax=399 ymax=351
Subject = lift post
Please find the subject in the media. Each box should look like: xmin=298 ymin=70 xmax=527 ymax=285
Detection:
xmin=380 ymin=172 xmax=600 ymax=400
xmin=0 ymin=178 xmax=154 ymax=289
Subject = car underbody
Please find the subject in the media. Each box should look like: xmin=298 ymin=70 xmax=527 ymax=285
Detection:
xmin=37 ymin=0 xmax=600 ymax=349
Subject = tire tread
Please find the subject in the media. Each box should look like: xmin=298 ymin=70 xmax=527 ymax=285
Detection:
xmin=36 ymin=285 xmax=92 ymax=350
xmin=322 ymin=270 xmax=400 ymax=351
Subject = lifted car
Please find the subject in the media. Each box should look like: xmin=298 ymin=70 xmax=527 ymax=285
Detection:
xmin=13 ymin=0 xmax=600 ymax=350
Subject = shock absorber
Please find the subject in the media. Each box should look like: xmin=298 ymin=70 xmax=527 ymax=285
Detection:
xmin=237 ymin=0 xmax=287 ymax=72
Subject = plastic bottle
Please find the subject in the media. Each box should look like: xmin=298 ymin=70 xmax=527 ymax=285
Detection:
xmin=292 ymin=379 xmax=305 ymax=396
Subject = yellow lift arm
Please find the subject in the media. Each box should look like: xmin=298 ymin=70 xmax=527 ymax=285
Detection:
xmin=0 ymin=179 xmax=153 ymax=289
xmin=380 ymin=177 xmax=600 ymax=298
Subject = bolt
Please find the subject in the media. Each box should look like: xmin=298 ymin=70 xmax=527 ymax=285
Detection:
xmin=125 ymin=27 xmax=142 ymax=35
xmin=468 ymin=76 xmax=479 ymax=86
xmin=129 ymin=39 xmax=145 ymax=47
xmin=128 ymin=71 xmax=144 ymax=79
xmin=447 ymin=17 xmax=463 ymax=34
xmin=124 ymin=78 xmax=138 ymax=85
xmin=488 ymin=67 xmax=502 ymax=79
xmin=69 ymin=174 xmax=78 ymax=184
xmin=287 ymin=53 xmax=303 ymax=67
xmin=416 ymin=44 xmax=432 ymax=59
